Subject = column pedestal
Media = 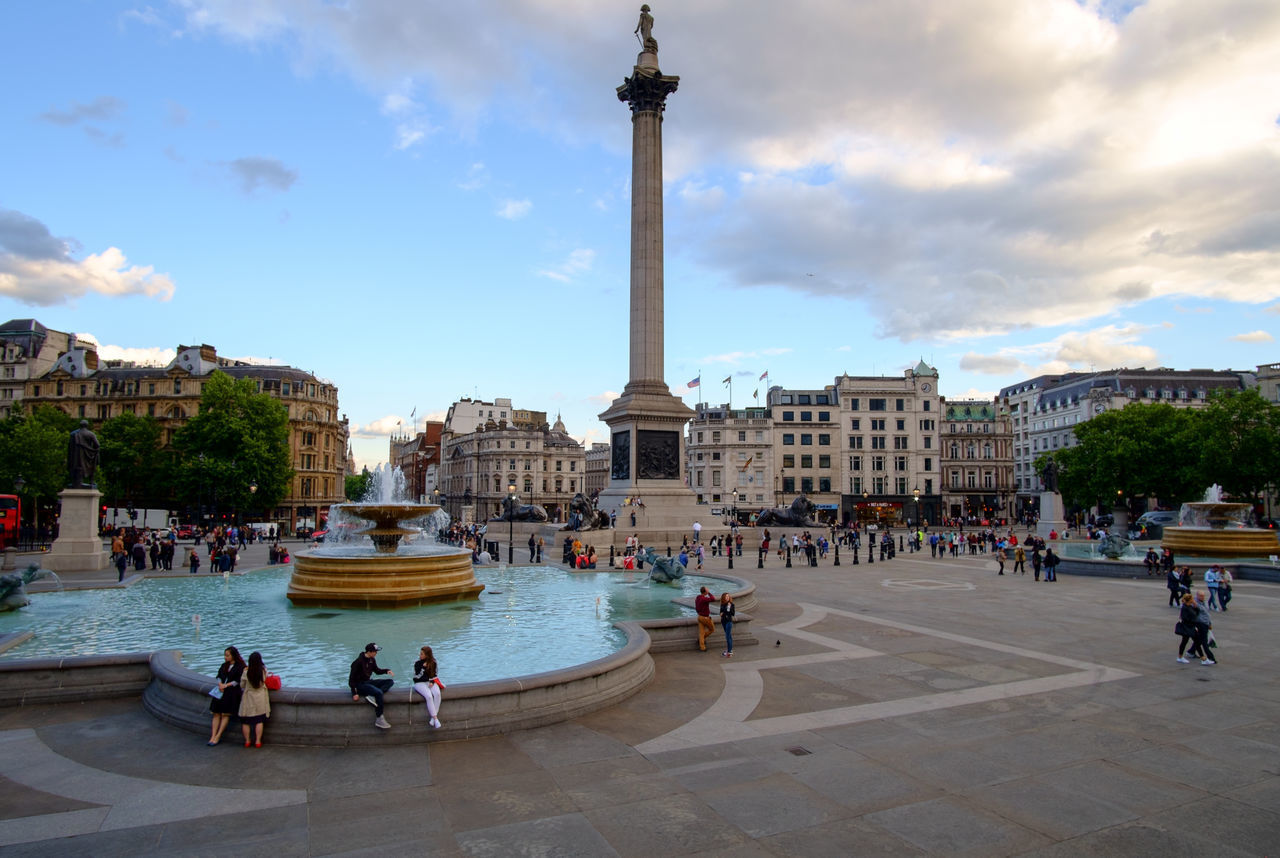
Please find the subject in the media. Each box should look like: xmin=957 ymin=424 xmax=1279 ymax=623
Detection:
xmin=45 ymin=488 xmax=108 ymax=572
xmin=1036 ymin=491 xmax=1069 ymax=540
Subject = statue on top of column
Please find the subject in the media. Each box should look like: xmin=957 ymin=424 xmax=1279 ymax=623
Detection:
xmin=635 ymin=4 xmax=658 ymax=54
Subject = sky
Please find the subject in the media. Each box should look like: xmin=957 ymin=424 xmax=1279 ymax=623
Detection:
xmin=2 ymin=0 xmax=1279 ymax=470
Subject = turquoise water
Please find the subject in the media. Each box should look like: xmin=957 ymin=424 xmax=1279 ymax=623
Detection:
xmin=0 ymin=566 xmax=719 ymax=688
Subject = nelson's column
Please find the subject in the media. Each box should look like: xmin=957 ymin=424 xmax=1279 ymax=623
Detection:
xmin=597 ymin=6 xmax=702 ymax=537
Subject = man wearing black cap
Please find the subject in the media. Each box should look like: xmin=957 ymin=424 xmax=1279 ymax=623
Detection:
xmin=349 ymin=643 xmax=395 ymax=729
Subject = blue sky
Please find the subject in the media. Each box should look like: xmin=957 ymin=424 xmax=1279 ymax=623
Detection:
xmin=3 ymin=1 xmax=1278 ymax=470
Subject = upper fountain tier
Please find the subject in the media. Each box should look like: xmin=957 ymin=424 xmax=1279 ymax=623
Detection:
xmin=344 ymin=502 xmax=441 ymax=555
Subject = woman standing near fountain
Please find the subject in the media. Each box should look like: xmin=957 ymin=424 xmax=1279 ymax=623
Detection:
xmin=413 ymin=645 xmax=443 ymax=729
xmin=208 ymin=646 xmax=245 ymax=746
xmin=238 ymin=651 xmax=272 ymax=747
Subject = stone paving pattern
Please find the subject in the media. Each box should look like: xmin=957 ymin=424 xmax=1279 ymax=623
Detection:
xmin=1 ymin=538 xmax=1277 ymax=855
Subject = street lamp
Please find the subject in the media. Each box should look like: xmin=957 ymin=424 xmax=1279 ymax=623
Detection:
xmin=507 ymin=483 xmax=517 ymax=565
xmin=912 ymin=485 xmax=920 ymax=527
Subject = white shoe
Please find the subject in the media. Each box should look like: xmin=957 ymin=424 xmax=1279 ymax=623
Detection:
xmin=374 ymin=716 xmax=391 ymax=729
xmin=1201 ymin=659 xmax=1216 ymax=666
xmin=1176 ymin=657 xmax=1190 ymax=664
xmin=364 ymin=695 xmax=378 ymax=707
xmin=430 ymin=718 xmax=441 ymax=729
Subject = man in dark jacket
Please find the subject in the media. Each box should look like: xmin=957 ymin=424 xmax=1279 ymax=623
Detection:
xmin=349 ymin=643 xmax=395 ymax=729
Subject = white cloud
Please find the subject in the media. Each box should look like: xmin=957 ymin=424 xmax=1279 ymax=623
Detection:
xmin=351 ymin=415 xmax=408 ymax=437
xmin=1229 ymin=330 xmax=1274 ymax=343
xmin=537 ymin=248 xmax=594 ymax=282
xmin=0 ymin=209 xmax=175 ymax=306
xmin=701 ymin=348 xmax=793 ymax=364
xmin=496 ymin=198 xmax=532 ymax=220
xmin=39 ymin=96 xmax=125 ymax=125
xmin=93 ymin=343 xmax=176 ymax=365
xmin=586 ymin=390 xmax=620 ymax=406
xmin=959 ymin=324 xmax=1161 ymax=376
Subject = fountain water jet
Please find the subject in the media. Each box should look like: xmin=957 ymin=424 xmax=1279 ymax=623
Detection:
xmin=286 ymin=465 xmax=483 ymax=608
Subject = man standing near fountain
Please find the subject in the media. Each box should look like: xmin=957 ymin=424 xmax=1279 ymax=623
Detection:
xmin=349 ymin=643 xmax=395 ymax=729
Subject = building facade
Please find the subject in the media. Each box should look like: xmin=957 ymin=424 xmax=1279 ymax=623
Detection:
xmin=685 ymin=403 xmax=774 ymax=517
xmin=939 ymin=399 xmax=1015 ymax=524
xmin=0 ymin=319 xmax=84 ymax=420
xmin=584 ymin=442 xmax=610 ymax=498
xmin=439 ymin=399 xmax=585 ymax=524
xmin=388 ymin=422 xmax=443 ymax=503
xmin=22 ymin=342 xmax=349 ymax=532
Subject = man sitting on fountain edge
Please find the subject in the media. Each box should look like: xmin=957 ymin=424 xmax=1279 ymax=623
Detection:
xmin=349 ymin=643 xmax=395 ymax=729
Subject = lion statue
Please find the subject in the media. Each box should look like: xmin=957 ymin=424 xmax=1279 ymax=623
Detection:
xmin=756 ymin=495 xmax=818 ymax=528
xmin=564 ymin=493 xmax=610 ymax=531
xmin=491 ymin=496 xmax=549 ymax=523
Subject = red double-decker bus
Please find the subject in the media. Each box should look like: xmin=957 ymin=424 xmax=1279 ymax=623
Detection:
xmin=0 ymin=495 xmax=19 ymax=549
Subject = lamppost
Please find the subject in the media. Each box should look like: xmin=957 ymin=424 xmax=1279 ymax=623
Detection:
xmin=729 ymin=489 xmax=738 ymax=570
xmin=12 ymin=475 xmax=24 ymax=547
xmin=912 ymin=485 xmax=920 ymax=528
xmin=507 ymin=483 xmax=517 ymax=565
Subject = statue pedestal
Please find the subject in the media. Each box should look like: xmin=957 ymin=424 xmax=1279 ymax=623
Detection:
xmin=1036 ymin=491 xmax=1069 ymax=539
xmin=45 ymin=488 xmax=108 ymax=572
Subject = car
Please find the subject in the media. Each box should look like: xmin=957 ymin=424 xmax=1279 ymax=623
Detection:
xmin=1258 ymin=517 xmax=1279 ymax=530
xmin=1094 ymin=513 xmax=1115 ymax=527
xmin=310 ymin=528 xmax=329 ymax=542
xmin=175 ymin=525 xmax=195 ymax=539
xmin=1136 ymin=511 xmax=1178 ymax=528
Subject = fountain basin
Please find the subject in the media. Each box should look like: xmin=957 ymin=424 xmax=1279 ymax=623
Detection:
xmin=287 ymin=546 xmax=482 ymax=608
xmin=1162 ymin=501 xmax=1279 ymax=558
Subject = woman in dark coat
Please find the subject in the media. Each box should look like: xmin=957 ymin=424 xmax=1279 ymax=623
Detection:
xmin=208 ymin=646 xmax=245 ymax=745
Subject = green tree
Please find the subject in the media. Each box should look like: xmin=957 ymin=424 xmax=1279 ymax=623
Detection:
xmin=345 ymin=467 xmax=373 ymax=501
xmin=97 ymin=412 xmax=170 ymax=510
xmin=1195 ymin=389 xmax=1280 ymax=505
xmin=0 ymin=406 xmax=79 ymax=525
xmin=1050 ymin=402 xmax=1200 ymax=510
xmin=171 ymin=372 xmax=293 ymax=522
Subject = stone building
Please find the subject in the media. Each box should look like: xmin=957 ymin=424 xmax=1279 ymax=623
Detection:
xmin=22 ymin=342 xmax=348 ymax=532
xmin=764 ymin=386 xmax=842 ymax=523
xmin=939 ymin=399 xmax=1015 ymax=524
xmin=439 ymin=399 xmax=584 ymax=524
xmin=1256 ymin=362 xmax=1280 ymax=404
xmin=1001 ymin=367 xmax=1253 ymax=517
xmin=388 ymin=422 xmax=443 ymax=503
xmin=0 ymin=319 xmax=84 ymax=420
xmin=584 ymin=442 xmax=610 ymax=498
xmin=685 ymin=403 xmax=774 ymax=517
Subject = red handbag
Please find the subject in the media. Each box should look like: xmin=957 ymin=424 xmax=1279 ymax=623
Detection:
xmin=265 ymin=673 xmax=282 ymax=690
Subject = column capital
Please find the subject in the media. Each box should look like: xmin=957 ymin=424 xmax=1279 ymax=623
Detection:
xmin=617 ymin=68 xmax=680 ymax=115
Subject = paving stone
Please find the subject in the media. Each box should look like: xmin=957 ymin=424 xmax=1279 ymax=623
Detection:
xmin=759 ymin=816 xmax=928 ymax=857
xmin=432 ymin=769 xmax=579 ymax=833
xmin=864 ymin=796 xmax=1050 ymax=856
xmin=584 ymin=793 xmax=749 ymax=857
xmin=455 ymin=812 xmax=617 ymax=858
xmin=695 ymin=771 xmax=851 ymax=838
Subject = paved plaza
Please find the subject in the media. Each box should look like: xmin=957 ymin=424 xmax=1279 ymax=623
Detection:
xmin=1 ymin=539 xmax=1277 ymax=856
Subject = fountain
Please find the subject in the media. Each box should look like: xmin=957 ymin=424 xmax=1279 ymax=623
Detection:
xmin=286 ymin=465 xmax=483 ymax=608
xmin=1160 ymin=485 xmax=1280 ymax=558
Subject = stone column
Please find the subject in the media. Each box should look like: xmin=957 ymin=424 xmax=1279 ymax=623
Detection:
xmin=45 ymin=488 xmax=108 ymax=572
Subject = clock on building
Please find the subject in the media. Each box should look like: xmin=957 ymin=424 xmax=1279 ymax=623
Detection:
xmin=921 ymin=382 xmax=932 ymax=392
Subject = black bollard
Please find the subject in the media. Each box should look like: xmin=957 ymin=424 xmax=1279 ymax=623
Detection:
xmin=899 ymin=535 xmax=904 ymax=552
xmin=728 ymin=547 xmax=734 ymax=570
xmin=834 ymin=544 xmax=840 ymax=566
xmin=785 ymin=545 xmax=792 ymax=568
xmin=609 ymin=545 xmax=616 ymax=568
xmin=757 ymin=548 xmax=764 ymax=569
xmin=869 ymin=542 xmax=875 ymax=564
xmin=851 ymin=543 xmax=859 ymax=564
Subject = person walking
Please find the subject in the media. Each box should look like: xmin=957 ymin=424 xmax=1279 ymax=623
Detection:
xmin=1013 ymin=545 xmax=1026 ymax=575
xmin=1031 ymin=547 xmax=1042 ymax=581
xmin=1218 ymin=567 xmax=1233 ymax=611
xmin=996 ymin=546 xmax=1006 ymax=575
xmin=412 ymin=645 xmax=444 ymax=729
xmin=1166 ymin=565 xmax=1183 ymax=606
xmin=1043 ymin=547 xmax=1059 ymax=582
xmin=528 ymin=533 xmax=537 ymax=563
xmin=349 ymin=643 xmax=395 ymax=729
xmin=1204 ymin=566 xmax=1221 ymax=611
xmin=238 ymin=651 xmax=271 ymax=747
xmin=207 ymin=646 xmax=245 ymax=746
xmin=694 ymin=586 xmax=716 ymax=652
xmin=719 ymin=593 xmax=736 ymax=657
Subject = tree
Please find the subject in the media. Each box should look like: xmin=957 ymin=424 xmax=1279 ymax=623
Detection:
xmin=345 ymin=467 xmax=373 ymax=502
xmin=97 ymin=413 xmax=170 ymax=510
xmin=1195 ymin=389 xmax=1280 ymax=505
xmin=0 ymin=406 xmax=79 ymax=526
xmin=171 ymin=372 xmax=293 ymax=522
xmin=1050 ymin=403 xmax=1200 ymax=510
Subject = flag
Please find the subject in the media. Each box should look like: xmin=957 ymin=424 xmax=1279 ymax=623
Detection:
xmin=687 ymin=375 xmax=700 ymax=388
xmin=741 ymin=456 xmax=753 ymax=471
xmin=722 ymin=376 xmax=732 ymax=385
xmin=410 ymin=407 xmax=416 ymax=418
xmin=759 ymin=370 xmax=768 ymax=380
xmin=752 ymin=389 xmax=758 ymax=399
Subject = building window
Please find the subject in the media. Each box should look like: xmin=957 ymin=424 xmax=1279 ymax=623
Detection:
xmin=924 ymin=437 xmax=933 ymax=449
xmin=818 ymin=411 xmax=830 ymax=421
xmin=800 ymin=455 xmax=813 ymax=468
xmin=818 ymin=434 xmax=830 ymax=445
xmin=797 ymin=394 xmax=811 ymax=404
xmin=712 ymin=431 xmax=721 ymax=443
xmin=870 ymin=398 xmax=886 ymax=411
xmin=895 ymin=456 xmax=907 ymax=471
xmin=923 ymin=401 xmax=931 ymax=411
xmin=896 ymin=477 xmax=908 ymax=494
xmin=800 ymin=434 xmax=812 ymax=445
xmin=850 ymin=456 xmax=862 ymax=471
xmin=782 ymin=477 xmax=795 ymax=493
xmin=924 ymin=458 xmax=932 ymax=471
xmin=738 ymin=431 xmax=746 ymax=441
xmin=896 ymin=398 xmax=905 ymax=411
xmin=782 ymin=433 xmax=795 ymax=445
xmin=801 ymin=477 xmax=814 ymax=493
xmin=872 ymin=456 xmax=885 ymax=472
xmin=850 ymin=418 xmax=860 ymax=430
xmin=800 ymin=411 xmax=812 ymax=421
xmin=871 ymin=437 xmax=886 ymax=449
xmin=894 ymin=436 xmax=909 ymax=449
xmin=818 ymin=455 xmax=831 ymax=468
xmin=851 ymin=476 xmax=863 ymax=493
xmin=849 ymin=436 xmax=863 ymax=449
xmin=782 ymin=454 xmax=795 ymax=468
xmin=871 ymin=419 xmax=885 ymax=431
xmin=782 ymin=411 xmax=794 ymax=421
xmin=849 ymin=398 xmax=860 ymax=411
